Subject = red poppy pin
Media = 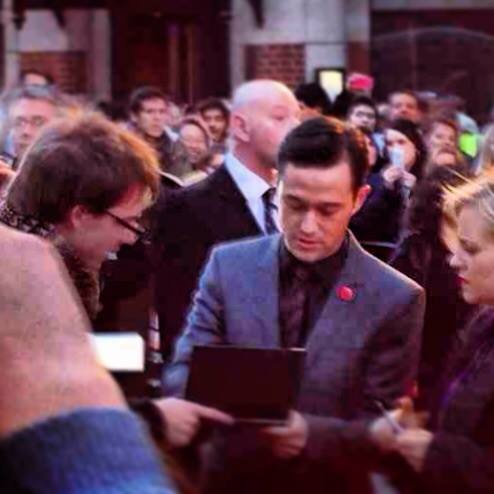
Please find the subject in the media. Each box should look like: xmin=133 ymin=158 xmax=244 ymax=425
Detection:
xmin=337 ymin=285 xmax=355 ymax=302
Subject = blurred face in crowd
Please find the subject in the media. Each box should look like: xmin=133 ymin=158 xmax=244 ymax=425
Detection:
xmin=61 ymin=185 xmax=151 ymax=269
xmin=132 ymin=98 xmax=167 ymax=139
xmin=364 ymin=135 xmax=378 ymax=168
xmin=348 ymin=104 xmax=377 ymax=132
xmin=430 ymin=147 xmax=457 ymax=168
xmin=427 ymin=122 xmax=457 ymax=152
xmin=202 ymin=108 xmax=228 ymax=143
xmin=165 ymin=102 xmax=183 ymax=130
xmin=450 ymin=205 xmax=494 ymax=305
xmin=280 ymin=161 xmax=368 ymax=263
xmin=10 ymin=98 xmax=56 ymax=157
xmin=385 ymin=128 xmax=417 ymax=170
xmin=389 ymin=93 xmax=420 ymax=123
xmin=180 ymin=123 xmax=210 ymax=166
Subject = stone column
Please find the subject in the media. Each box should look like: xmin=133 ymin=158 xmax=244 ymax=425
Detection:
xmin=2 ymin=0 xmax=20 ymax=89
xmin=345 ymin=0 xmax=371 ymax=73
xmin=230 ymin=0 xmax=350 ymax=90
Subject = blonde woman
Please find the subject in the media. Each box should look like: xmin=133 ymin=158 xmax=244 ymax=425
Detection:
xmin=383 ymin=174 xmax=494 ymax=493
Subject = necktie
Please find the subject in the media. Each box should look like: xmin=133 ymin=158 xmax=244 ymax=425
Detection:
xmin=262 ymin=187 xmax=279 ymax=234
xmin=280 ymin=265 xmax=309 ymax=348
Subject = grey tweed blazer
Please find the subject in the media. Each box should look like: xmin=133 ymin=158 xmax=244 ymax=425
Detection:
xmin=165 ymin=231 xmax=424 ymax=433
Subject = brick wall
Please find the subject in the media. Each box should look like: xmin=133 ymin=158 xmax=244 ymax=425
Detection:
xmin=245 ymin=43 xmax=305 ymax=88
xmin=20 ymin=51 xmax=87 ymax=93
xmin=347 ymin=41 xmax=370 ymax=74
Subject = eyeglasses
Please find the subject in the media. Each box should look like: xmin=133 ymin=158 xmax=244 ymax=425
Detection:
xmin=104 ymin=211 xmax=150 ymax=242
xmin=13 ymin=116 xmax=49 ymax=129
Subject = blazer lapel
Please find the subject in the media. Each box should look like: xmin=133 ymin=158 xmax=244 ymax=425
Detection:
xmin=250 ymin=235 xmax=282 ymax=347
xmin=305 ymin=235 xmax=368 ymax=367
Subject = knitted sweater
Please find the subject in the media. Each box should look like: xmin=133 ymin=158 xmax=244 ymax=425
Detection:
xmin=0 ymin=408 xmax=177 ymax=493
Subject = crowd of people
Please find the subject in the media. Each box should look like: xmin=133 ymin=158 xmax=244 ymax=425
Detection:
xmin=2 ymin=68 xmax=494 ymax=493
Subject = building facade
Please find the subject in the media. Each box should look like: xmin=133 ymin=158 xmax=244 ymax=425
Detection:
xmin=2 ymin=0 xmax=494 ymax=121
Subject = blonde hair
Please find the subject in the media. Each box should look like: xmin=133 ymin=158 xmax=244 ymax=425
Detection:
xmin=443 ymin=169 xmax=494 ymax=238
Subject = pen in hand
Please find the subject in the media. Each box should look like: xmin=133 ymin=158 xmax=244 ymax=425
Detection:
xmin=374 ymin=400 xmax=404 ymax=434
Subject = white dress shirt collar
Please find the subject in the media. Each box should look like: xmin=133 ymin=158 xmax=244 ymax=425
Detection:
xmin=224 ymin=152 xmax=279 ymax=233
xmin=224 ymin=152 xmax=272 ymax=200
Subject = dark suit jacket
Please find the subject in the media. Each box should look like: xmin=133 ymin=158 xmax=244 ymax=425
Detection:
xmin=164 ymin=233 xmax=425 ymax=493
xmin=153 ymin=165 xmax=262 ymax=361
xmin=419 ymin=308 xmax=494 ymax=494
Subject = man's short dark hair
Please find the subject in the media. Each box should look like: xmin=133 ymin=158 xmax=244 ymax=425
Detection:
xmin=7 ymin=112 xmax=160 ymax=224
xmin=196 ymin=97 xmax=230 ymax=120
xmin=277 ymin=117 xmax=369 ymax=193
xmin=128 ymin=86 xmax=168 ymax=114
xmin=294 ymin=83 xmax=332 ymax=115
xmin=347 ymin=95 xmax=377 ymax=118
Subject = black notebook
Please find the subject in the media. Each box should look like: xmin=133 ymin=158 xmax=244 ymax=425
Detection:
xmin=185 ymin=345 xmax=306 ymax=425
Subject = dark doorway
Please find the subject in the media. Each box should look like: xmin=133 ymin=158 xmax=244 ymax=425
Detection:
xmin=111 ymin=0 xmax=231 ymax=105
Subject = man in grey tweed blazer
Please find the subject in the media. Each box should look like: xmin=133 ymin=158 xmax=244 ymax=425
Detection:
xmin=164 ymin=117 xmax=425 ymax=493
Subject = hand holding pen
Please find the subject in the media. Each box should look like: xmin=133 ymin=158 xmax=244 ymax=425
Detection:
xmin=374 ymin=399 xmax=404 ymax=434
xmin=369 ymin=397 xmax=428 ymax=451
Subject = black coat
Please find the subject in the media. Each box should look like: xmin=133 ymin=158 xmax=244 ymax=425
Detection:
xmin=350 ymin=172 xmax=404 ymax=245
xmin=417 ymin=308 xmax=494 ymax=493
xmin=391 ymin=233 xmax=474 ymax=412
xmin=152 ymin=165 xmax=262 ymax=360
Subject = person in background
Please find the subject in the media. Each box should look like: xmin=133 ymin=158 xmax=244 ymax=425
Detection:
xmin=424 ymin=145 xmax=465 ymax=175
xmin=167 ymin=116 xmax=221 ymax=184
xmin=423 ymin=116 xmax=458 ymax=155
xmin=383 ymin=118 xmax=427 ymax=198
xmin=196 ymin=97 xmax=230 ymax=155
xmin=388 ymin=90 xmax=422 ymax=124
xmin=294 ymin=82 xmax=332 ymax=120
xmin=164 ymin=100 xmax=183 ymax=137
xmin=346 ymin=95 xmax=378 ymax=133
xmin=153 ymin=79 xmax=300 ymax=362
xmin=1 ymin=85 xmax=62 ymax=169
xmin=331 ymin=72 xmax=374 ymax=120
xmin=128 ymin=86 xmax=176 ymax=170
xmin=350 ymin=130 xmax=405 ymax=253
